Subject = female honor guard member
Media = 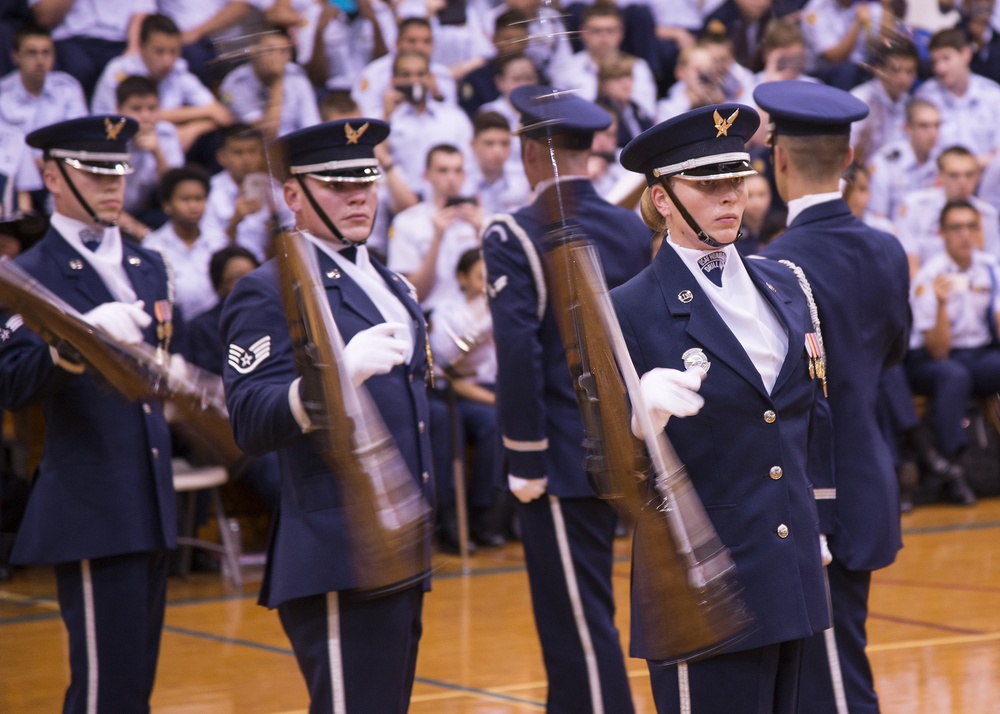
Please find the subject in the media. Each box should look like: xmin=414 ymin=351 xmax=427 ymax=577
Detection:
xmin=0 ymin=115 xmax=177 ymax=714
xmin=220 ymin=119 xmax=435 ymax=714
xmin=611 ymin=104 xmax=832 ymax=714
xmin=482 ymin=85 xmax=650 ymax=714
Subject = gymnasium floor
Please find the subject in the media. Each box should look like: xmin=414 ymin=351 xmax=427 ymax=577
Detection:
xmin=2 ymin=497 xmax=999 ymax=713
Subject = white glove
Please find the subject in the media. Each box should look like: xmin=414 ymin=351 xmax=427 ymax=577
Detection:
xmin=508 ymin=475 xmax=548 ymax=504
xmin=166 ymin=353 xmax=189 ymax=388
xmin=631 ymin=366 xmax=706 ymax=438
xmin=342 ymin=322 xmax=409 ymax=387
xmin=819 ymin=533 xmax=833 ymax=566
xmin=83 ymin=300 xmax=152 ymax=345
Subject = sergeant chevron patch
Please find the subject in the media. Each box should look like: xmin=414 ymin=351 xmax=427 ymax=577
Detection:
xmin=228 ymin=335 xmax=271 ymax=374
xmin=0 ymin=314 xmax=23 ymax=342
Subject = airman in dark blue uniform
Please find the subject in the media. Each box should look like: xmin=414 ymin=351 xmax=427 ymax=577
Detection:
xmin=482 ymin=85 xmax=649 ymax=714
xmin=0 ymin=115 xmax=177 ymax=714
xmin=220 ymin=119 xmax=435 ymax=714
xmin=756 ymin=80 xmax=911 ymax=714
xmin=612 ymin=103 xmax=832 ymax=714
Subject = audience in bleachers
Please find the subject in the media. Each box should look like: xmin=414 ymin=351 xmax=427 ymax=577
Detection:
xmin=8 ymin=0 xmax=1000 ymax=534
xmin=91 ymin=13 xmax=233 ymax=151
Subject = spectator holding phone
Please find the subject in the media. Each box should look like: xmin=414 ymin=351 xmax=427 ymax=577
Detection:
xmin=352 ymin=17 xmax=457 ymax=118
xmin=384 ymin=50 xmax=474 ymax=192
xmin=299 ymin=0 xmax=394 ymax=92
xmin=388 ymin=144 xmax=481 ymax=313
xmin=202 ymin=123 xmax=293 ymax=261
xmin=655 ymin=46 xmax=726 ymax=121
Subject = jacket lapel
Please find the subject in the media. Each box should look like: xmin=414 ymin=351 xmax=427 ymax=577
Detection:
xmin=653 ymin=245 xmax=769 ymax=397
xmin=316 ymin=248 xmax=384 ymax=327
xmin=42 ymin=229 xmax=115 ymax=309
xmin=745 ymin=257 xmax=802 ymax=395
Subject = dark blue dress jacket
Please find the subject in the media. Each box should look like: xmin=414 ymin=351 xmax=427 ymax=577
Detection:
xmin=220 ymin=244 xmax=435 ymax=608
xmin=611 ymin=245 xmax=832 ymax=656
xmin=762 ymin=198 xmax=909 ymax=572
xmin=482 ymin=178 xmax=651 ymax=497
xmin=0 ymin=228 xmax=176 ymax=564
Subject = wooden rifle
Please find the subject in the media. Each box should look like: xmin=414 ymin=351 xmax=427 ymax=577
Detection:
xmin=0 ymin=257 xmax=244 ymax=469
xmin=275 ymin=231 xmax=432 ymax=596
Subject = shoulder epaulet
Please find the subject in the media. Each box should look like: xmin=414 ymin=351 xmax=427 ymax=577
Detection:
xmin=147 ymin=246 xmax=176 ymax=307
xmin=481 ymin=213 xmax=547 ymax=321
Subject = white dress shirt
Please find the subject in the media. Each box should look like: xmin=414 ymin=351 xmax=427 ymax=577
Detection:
xmin=668 ymin=237 xmax=789 ymax=394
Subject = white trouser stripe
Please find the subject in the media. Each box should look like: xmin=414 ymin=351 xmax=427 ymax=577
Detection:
xmin=822 ymin=567 xmax=849 ymax=714
xmin=81 ymin=560 xmax=98 ymax=714
xmin=677 ymin=661 xmax=691 ymax=714
xmin=326 ymin=592 xmax=347 ymax=714
xmin=548 ymin=495 xmax=604 ymax=714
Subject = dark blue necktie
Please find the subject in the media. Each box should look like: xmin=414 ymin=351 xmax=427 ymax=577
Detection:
xmin=697 ymin=250 xmax=726 ymax=287
xmin=80 ymin=228 xmax=102 ymax=252
xmin=339 ymin=245 xmax=357 ymax=263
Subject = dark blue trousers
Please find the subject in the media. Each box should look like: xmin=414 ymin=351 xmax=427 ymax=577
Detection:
xmin=648 ymin=639 xmax=804 ymax=714
xmin=518 ymin=495 xmax=634 ymax=714
xmin=906 ymin=346 xmax=1000 ymax=456
xmin=276 ymin=585 xmax=423 ymax=714
xmin=54 ymin=551 xmax=170 ymax=714
xmin=796 ymin=560 xmax=877 ymax=714
xmin=53 ymin=38 xmax=127 ymax=100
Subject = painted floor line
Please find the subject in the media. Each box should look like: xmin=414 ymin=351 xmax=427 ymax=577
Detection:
xmin=867 ymin=630 xmax=1000 ymax=653
xmin=869 ymin=611 xmax=986 ymax=636
xmin=162 ymin=623 xmax=546 ymax=708
xmin=875 ymin=577 xmax=1000 ymax=596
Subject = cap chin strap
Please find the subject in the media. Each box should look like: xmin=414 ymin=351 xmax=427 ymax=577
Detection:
xmin=660 ymin=178 xmax=742 ymax=249
xmin=56 ymin=160 xmax=117 ymax=228
xmin=294 ymin=176 xmax=366 ymax=247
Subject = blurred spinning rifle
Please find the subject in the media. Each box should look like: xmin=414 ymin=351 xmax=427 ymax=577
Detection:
xmin=274 ymin=230 xmax=433 ymax=596
xmin=528 ymin=83 xmax=753 ymax=662
xmin=0 ymin=257 xmax=245 ymax=470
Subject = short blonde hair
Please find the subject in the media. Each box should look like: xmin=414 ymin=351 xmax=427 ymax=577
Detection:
xmin=598 ymin=52 xmax=635 ymax=82
xmin=640 ymin=185 xmax=668 ymax=234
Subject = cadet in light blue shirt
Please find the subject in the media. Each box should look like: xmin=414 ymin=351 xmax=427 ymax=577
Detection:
xmin=867 ymin=99 xmax=941 ymax=220
xmin=218 ymin=27 xmax=321 ymax=140
xmin=0 ymin=24 xmax=87 ymax=140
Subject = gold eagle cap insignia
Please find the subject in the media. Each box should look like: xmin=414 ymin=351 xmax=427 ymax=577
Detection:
xmin=344 ymin=121 xmax=369 ymax=145
xmin=714 ymin=108 xmax=739 ymax=138
xmin=105 ymin=117 xmax=127 ymax=141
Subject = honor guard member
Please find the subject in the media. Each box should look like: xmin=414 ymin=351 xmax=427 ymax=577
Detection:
xmin=756 ymin=80 xmax=911 ymax=714
xmin=482 ymin=85 xmax=649 ymax=714
xmin=220 ymin=119 xmax=435 ymax=713
xmin=612 ymin=103 xmax=832 ymax=714
xmin=0 ymin=115 xmax=178 ymax=714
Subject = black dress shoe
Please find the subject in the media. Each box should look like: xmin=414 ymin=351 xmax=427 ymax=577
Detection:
xmin=898 ymin=460 xmax=918 ymax=514
xmin=472 ymin=531 xmax=507 ymax=548
xmin=943 ymin=471 xmax=977 ymax=506
xmin=436 ymin=531 xmax=477 ymax=556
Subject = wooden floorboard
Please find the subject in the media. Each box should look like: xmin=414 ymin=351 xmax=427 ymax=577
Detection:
xmin=3 ymin=499 xmax=1000 ymax=712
